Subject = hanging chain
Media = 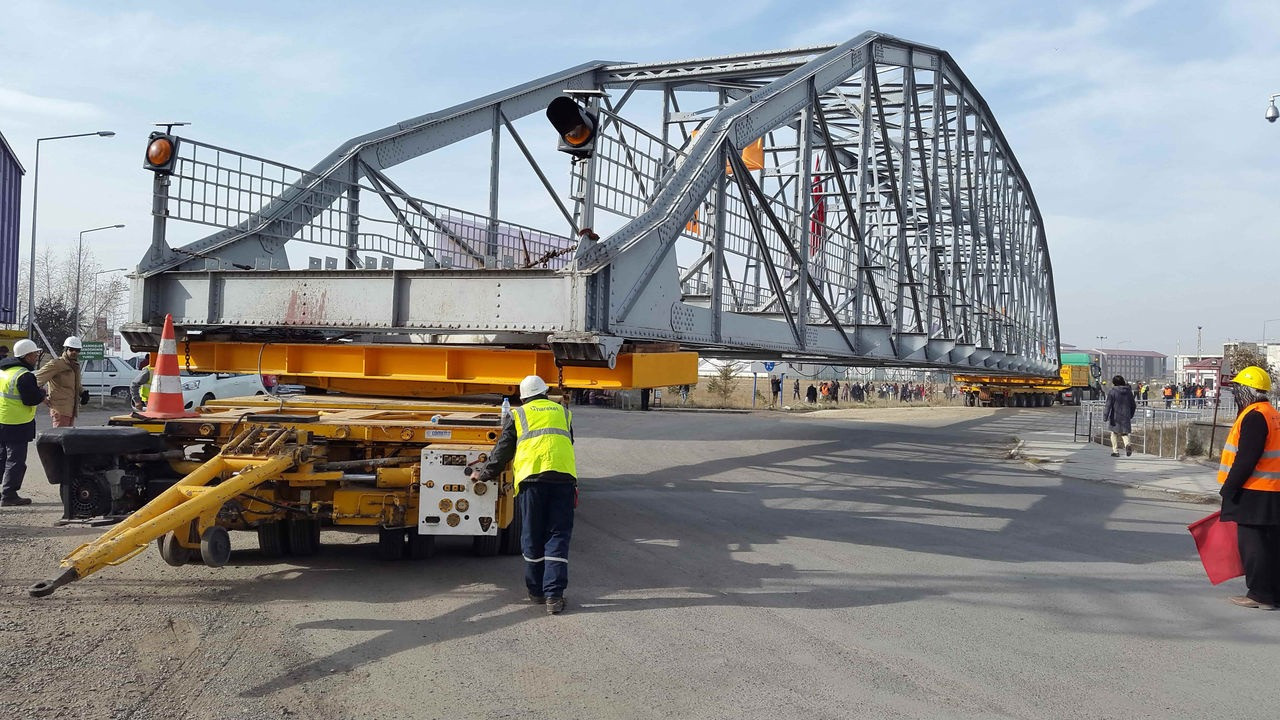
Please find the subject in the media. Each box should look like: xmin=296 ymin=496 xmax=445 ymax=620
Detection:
xmin=183 ymin=337 xmax=192 ymax=373
xmin=557 ymin=364 xmax=567 ymax=408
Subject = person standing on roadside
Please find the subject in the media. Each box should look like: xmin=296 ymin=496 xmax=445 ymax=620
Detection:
xmin=475 ymin=376 xmax=578 ymax=615
xmin=1102 ymin=374 xmax=1136 ymax=458
xmin=35 ymin=336 xmax=87 ymax=428
xmin=1 ymin=340 xmax=48 ymax=507
xmin=1217 ymin=366 xmax=1280 ymax=610
xmin=129 ymin=357 xmax=152 ymax=411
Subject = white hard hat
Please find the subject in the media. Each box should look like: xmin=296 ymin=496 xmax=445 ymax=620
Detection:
xmin=13 ymin=339 xmax=39 ymax=357
xmin=519 ymin=375 xmax=549 ymax=400
xmin=63 ymin=336 xmax=83 ymax=349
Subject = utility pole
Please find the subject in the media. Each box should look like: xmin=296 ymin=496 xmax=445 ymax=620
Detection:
xmin=1196 ymin=325 xmax=1203 ymax=360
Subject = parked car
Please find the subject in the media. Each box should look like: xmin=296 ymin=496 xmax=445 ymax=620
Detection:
xmin=81 ymin=357 xmax=141 ymax=398
xmin=180 ymin=371 xmax=268 ymax=409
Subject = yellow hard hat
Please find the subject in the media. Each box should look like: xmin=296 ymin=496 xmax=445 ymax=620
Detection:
xmin=1230 ymin=366 xmax=1272 ymax=392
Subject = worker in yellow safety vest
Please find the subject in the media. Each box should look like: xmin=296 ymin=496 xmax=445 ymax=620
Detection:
xmin=1 ymin=340 xmax=48 ymax=507
xmin=130 ymin=357 xmax=151 ymax=411
xmin=1217 ymin=366 xmax=1280 ymax=610
xmin=475 ymin=375 xmax=577 ymax=615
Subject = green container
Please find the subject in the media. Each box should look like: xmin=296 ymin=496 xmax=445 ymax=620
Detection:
xmin=1059 ymin=352 xmax=1092 ymax=367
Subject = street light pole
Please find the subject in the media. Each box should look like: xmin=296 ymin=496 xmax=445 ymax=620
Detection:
xmin=1262 ymin=318 xmax=1280 ymax=345
xmin=73 ymin=224 xmax=125 ymax=334
xmin=26 ymin=130 xmax=115 ymax=338
xmin=89 ymin=267 xmax=127 ymax=341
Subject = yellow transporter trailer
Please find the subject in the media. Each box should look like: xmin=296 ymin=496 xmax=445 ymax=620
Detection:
xmin=29 ymin=344 xmax=697 ymax=597
xmin=955 ymin=356 xmax=1095 ymax=408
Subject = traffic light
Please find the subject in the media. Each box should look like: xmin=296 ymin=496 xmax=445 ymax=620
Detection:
xmin=546 ymin=96 xmax=598 ymax=159
xmin=143 ymin=131 xmax=180 ymax=173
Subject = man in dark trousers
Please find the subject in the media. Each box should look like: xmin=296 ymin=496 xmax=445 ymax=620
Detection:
xmin=1218 ymin=366 xmax=1280 ymax=610
xmin=475 ymin=375 xmax=577 ymax=615
xmin=1 ymin=340 xmax=48 ymax=507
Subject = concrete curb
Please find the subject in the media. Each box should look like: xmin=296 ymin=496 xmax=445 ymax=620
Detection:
xmin=1012 ymin=439 xmax=1219 ymax=505
xmin=650 ymin=407 xmax=753 ymax=415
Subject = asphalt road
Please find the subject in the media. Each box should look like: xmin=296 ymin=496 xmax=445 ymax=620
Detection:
xmin=1 ymin=404 xmax=1275 ymax=719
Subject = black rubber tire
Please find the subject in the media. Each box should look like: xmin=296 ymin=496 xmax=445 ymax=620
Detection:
xmin=67 ymin=474 xmax=111 ymax=518
xmin=378 ymin=527 xmax=406 ymax=561
xmin=499 ymin=505 xmax=523 ymax=556
xmin=198 ymin=393 xmax=215 ymax=407
xmin=472 ymin=533 xmax=500 ymax=557
xmin=257 ymin=521 xmax=286 ymax=558
xmin=157 ymin=532 xmax=191 ymax=567
xmin=407 ymin=531 xmax=435 ymax=560
xmin=110 ymin=386 xmax=130 ymax=399
xmin=200 ymin=526 xmax=231 ymax=567
xmin=286 ymin=518 xmax=319 ymax=556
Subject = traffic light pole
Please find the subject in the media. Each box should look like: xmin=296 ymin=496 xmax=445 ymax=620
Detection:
xmin=148 ymin=171 xmax=170 ymax=269
xmin=571 ymin=96 xmax=601 ymax=259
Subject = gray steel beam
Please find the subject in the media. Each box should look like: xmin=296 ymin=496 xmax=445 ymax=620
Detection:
xmin=134 ymin=33 xmax=1060 ymax=376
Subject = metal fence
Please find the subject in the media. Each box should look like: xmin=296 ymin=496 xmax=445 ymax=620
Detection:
xmin=164 ymin=137 xmax=575 ymax=270
xmin=1075 ymin=401 xmax=1205 ymax=460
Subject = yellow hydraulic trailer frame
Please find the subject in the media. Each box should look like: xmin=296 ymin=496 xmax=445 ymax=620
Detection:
xmin=31 ymin=428 xmax=304 ymax=596
xmin=29 ymin=398 xmax=520 ymax=597
xmin=168 ymin=341 xmax=698 ymax=397
xmin=30 ymin=343 xmax=696 ymax=597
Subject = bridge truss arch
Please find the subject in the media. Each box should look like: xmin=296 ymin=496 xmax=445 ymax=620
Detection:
xmin=130 ymin=33 xmax=1059 ymax=376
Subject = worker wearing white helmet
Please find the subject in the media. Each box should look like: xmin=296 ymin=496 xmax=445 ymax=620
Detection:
xmin=1 ymin=339 xmax=49 ymax=506
xmin=474 ymin=374 xmax=578 ymax=615
xmin=34 ymin=336 xmax=88 ymax=428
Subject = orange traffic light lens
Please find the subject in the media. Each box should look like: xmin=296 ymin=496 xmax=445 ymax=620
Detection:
xmin=563 ymin=124 xmax=592 ymax=147
xmin=147 ymin=138 xmax=173 ymax=166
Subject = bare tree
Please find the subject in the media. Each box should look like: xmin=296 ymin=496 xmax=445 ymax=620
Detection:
xmin=15 ymin=245 xmax=128 ymax=341
xmin=1224 ymin=344 xmax=1278 ymax=395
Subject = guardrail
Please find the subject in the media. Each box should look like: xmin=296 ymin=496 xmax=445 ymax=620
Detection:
xmin=1075 ymin=401 xmax=1206 ymax=460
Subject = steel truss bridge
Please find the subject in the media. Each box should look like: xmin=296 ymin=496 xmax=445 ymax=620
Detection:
xmin=127 ymin=32 xmax=1060 ymax=375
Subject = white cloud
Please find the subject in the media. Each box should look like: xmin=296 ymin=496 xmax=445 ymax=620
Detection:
xmin=0 ymin=87 xmax=103 ymax=120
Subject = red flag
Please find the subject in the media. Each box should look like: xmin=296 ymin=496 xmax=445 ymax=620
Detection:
xmin=809 ymin=158 xmax=825 ymax=256
xmin=1188 ymin=511 xmax=1244 ymax=585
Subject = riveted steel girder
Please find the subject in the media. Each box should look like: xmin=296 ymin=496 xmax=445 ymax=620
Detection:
xmin=129 ymin=33 xmax=1059 ymax=376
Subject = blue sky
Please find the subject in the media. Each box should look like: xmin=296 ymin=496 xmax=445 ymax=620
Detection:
xmin=3 ymin=0 xmax=1278 ymax=358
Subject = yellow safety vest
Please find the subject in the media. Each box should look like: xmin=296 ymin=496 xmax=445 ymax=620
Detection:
xmin=0 ymin=366 xmax=37 ymax=426
xmin=1218 ymin=402 xmax=1280 ymax=492
xmin=510 ymin=398 xmax=576 ymax=493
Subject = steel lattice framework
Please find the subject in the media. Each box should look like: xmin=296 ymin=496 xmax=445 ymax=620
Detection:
xmin=128 ymin=33 xmax=1060 ymax=375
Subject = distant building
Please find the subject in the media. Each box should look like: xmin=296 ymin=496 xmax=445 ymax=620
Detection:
xmin=1090 ymin=348 xmax=1167 ymax=384
xmin=1173 ymin=353 xmax=1223 ymax=383
xmin=1221 ymin=342 xmax=1280 ymax=375
xmin=1180 ymin=357 xmax=1223 ymax=388
xmin=0 ymin=129 xmax=24 ymax=326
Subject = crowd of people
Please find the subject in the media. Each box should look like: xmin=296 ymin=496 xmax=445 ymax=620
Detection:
xmin=770 ymin=376 xmax=958 ymax=407
xmin=1159 ymin=381 xmax=1215 ymax=408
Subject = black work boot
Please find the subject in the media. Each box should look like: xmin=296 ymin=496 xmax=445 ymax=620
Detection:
xmin=545 ymin=596 xmax=565 ymax=615
xmin=527 ymin=593 xmax=546 ymax=604
xmin=0 ymin=495 xmax=32 ymax=507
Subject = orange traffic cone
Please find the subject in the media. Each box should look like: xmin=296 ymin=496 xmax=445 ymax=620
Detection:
xmin=138 ymin=314 xmax=197 ymax=419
